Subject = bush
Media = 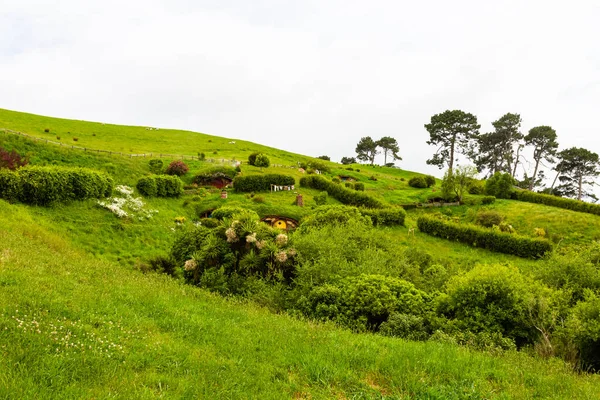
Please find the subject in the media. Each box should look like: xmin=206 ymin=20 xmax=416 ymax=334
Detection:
xmin=416 ymin=215 xmax=552 ymax=258
xmin=136 ymin=175 xmax=183 ymax=197
xmin=481 ymin=196 xmax=496 ymax=205
xmin=475 ymin=210 xmax=505 ymax=227
xmin=514 ymin=189 xmax=600 ymax=216
xmin=248 ymin=152 xmax=259 ymax=166
xmin=148 ymin=159 xmax=164 ymax=174
xmin=354 ymin=182 xmax=365 ymax=191
xmin=142 ymin=255 xmax=180 ymax=278
xmin=0 ymin=147 xmax=28 ymax=170
xmin=136 ymin=177 xmax=157 ymax=197
xmin=0 ymin=170 xmax=22 ymax=201
xmin=0 ymin=166 xmax=114 ymax=205
xmin=408 ymin=176 xmax=428 ymax=188
xmin=314 ymin=191 xmax=328 ymax=206
xmin=300 ymin=205 xmax=372 ymax=230
xmin=233 ymin=174 xmax=295 ymax=192
xmin=300 ymin=175 xmax=385 ymax=209
xmin=469 ymin=180 xmax=485 ymax=194
xmin=485 ymin=172 xmax=515 ymax=199
xmin=317 ymin=155 xmax=330 ymax=161
xmin=211 ymin=206 xmax=260 ymax=221
xmin=332 ymin=178 xmax=341 ymax=184
xmin=360 ymin=207 xmax=406 ymax=227
xmin=438 ymin=264 xmax=552 ymax=345
xmin=300 ymin=274 xmax=429 ymax=331
xmin=299 ymin=160 xmax=331 ymax=173
xmin=166 ymin=160 xmax=189 ymax=176
xmin=344 ymin=182 xmax=353 ymax=188
xmin=424 ymin=175 xmax=436 ymax=187
xmin=254 ymin=154 xmax=270 ymax=168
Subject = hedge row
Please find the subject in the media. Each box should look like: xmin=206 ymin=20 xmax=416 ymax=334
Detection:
xmin=233 ymin=174 xmax=295 ymax=192
xmin=361 ymin=208 xmax=406 ymax=226
xmin=0 ymin=166 xmax=113 ymax=205
xmin=136 ymin=175 xmax=183 ymax=197
xmin=416 ymin=215 xmax=553 ymax=258
xmin=514 ymin=190 xmax=600 ymax=216
xmin=193 ymin=166 xmax=238 ymax=185
xmin=299 ymin=175 xmax=385 ymax=209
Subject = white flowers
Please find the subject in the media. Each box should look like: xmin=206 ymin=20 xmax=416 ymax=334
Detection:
xmin=184 ymin=259 xmax=197 ymax=271
xmin=226 ymin=228 xmax=238 ymax=243
xmin=246 ymin=232 xmax=257 ymax=243
xmin=97 ymin=185 xmax=158 ymax=220
xmin=275 ymin=234 xmax=288 ymax=246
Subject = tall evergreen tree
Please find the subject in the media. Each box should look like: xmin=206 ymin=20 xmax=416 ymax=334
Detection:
xmin=475 ymin=113 xmax=523 ymax=177
xmin=524 ymin=126 xmax=559 ymax=191
xmin=355 ymin=137 xmax=379 ymax=165
xmin=554 ymin=147 xmax=600 ymax=200
xmin=425 ymin=110 xmax=480 ymax=174
xmin=376 ymin=136 xmax=401 ymax=165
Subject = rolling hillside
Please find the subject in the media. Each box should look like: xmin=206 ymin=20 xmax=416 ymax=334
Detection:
xmin=1 ymin=108 xmax=600 ymax=398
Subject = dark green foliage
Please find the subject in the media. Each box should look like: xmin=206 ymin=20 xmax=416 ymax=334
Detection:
xmin=317 ymin=155 xmax=330 ymax=161
xmin=136 ymin=177 xmax=157 ymax=197
xmin=416 ymin=215 xmax=553 ymax=258
xmin=355 ymin=137 xmax=379 ymax=165
xmin=485 ymin=172 xmax=515 ymax=199
xmin=408 ymin=176 xmax=428 ymax=188
xmin=379 ymin=313 xmax=429 ymax=341
xmin=341 ymin=156 xmax=356 ymax=165
xmin=314 ymin=191 xmax=328 ymax=206
xmin=300 ymin=274 xmax=428 ymax=331
xmin=360 ymin=207 xmax=406 ymax=227
xmin=475 ymin=210 xmax=505 ymax=227
xmin=332 ymin=178 xmax=341 ymax=184
xmin=300 ymin=205 xmax=372 ymax=230
xmin=554 ymin=147 xmax=600 ymax=200
xmin=353 ymin=182 xmax=365 ymax=191
xmin=424 ymin=175 xmax=436 ymax=187
xmin=560 ymin=294 xmax=600 ymax=371
xmin=481 ymin=196 xmax=496 ymax=205
xmin=148 ymin=159 xmax=164 ymax=174
xmin=169 ymin=225 xmax=215 ymax=266
xmin=247 ymin=152 xmax=259 ymax=166
xmin=300 ymin=175 xmax=385 ymax=208
xmin=425 ymin=110 xmax=480 ymax=172
xmin=468 ymin=180 xmax=484 ymax=194
xmin=475 ymin=113 xmax=523 ymax=176
xmin=344 ymin=182 xmax=353 ymax=188
xmin=136 ymin=175 xmax=183 ymax=197
xmin=525 ymin=126 xmax=558 ymax=190
xmin=144 ymin=255 xmax=180 ymax=278
xmin=514 ymin=190 xmax=600 ymax=216
xmin=211 ymin=206 xmax=260 ymax=221
xmin=254 ymin=154 xmax=270 ymax=168
xmin=199 ymin=218 xmax=219 ymax=228
xmin=0 ymin=166 xmax=113 ymax=205
xmin=165 ymin=160 xmax=189 ymax=176
xmin=299 ymin=159 xmax=331 ymax=173
xmin=193 ymin=166 xmax=238 ymax=185
xmin=233 ymin=174 xmax=295 ymax=192
xmin=438 ymin=264 xmax=549 ymax=346
xmin=376 ymin=136 xmax=401 ymax=165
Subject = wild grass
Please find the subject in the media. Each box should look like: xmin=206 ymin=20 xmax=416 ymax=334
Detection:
xmin=1 ymin=200 xmax=599 ymax=399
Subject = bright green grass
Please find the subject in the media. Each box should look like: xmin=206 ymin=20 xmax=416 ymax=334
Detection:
xmin=1 ymin=200 xmax=600 ymax=399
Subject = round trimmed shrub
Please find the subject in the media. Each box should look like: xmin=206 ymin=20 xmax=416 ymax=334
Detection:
xmin=424 ymin=175 xmax=436 ymax=187
xmin=166 ymin=160 xmax=189 ymax=176
xmin=137 ymin=177 xmax=158 ymax=197
xmin=408 ymin=176 xmax=428 ymax=188
xmin=254 ymin=154 xmax=270 ymax=168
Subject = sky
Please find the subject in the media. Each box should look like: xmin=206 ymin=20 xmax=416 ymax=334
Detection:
xmin=1 ymin=0 xmax=599 ymax=181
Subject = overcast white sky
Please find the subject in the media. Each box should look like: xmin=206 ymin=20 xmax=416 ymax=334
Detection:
xmin=1 ymin=0 xmax=599 ymax=179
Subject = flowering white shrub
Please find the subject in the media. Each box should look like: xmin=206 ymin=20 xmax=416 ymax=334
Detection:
xmin=97 ymin=185 xmax=158 ymax=220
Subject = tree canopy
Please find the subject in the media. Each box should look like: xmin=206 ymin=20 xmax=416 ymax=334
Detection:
xmin=554 ymin=147 xmax=599 ymax=200
xmin=355 ymin=137 xmax=379 ymax=165
xmin=524 ymin=126 xmax=558 ymax=191
xmin=425 ymin=110 xmax=480 ymax=174
xmin=376 ymin=136 xmax=401 ymax=165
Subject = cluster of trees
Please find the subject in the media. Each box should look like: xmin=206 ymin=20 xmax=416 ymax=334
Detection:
xmin=344 ymin=136 xmax=401 ymax=166
xmin=425 ymin=110 xmax=599 ymax=201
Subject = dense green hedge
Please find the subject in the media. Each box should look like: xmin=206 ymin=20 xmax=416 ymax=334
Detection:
xmin=193 ymin=166 xmax=238 ymax=185
xmin=417 ymin=215 xmax=553 ymax=258
xmin=514 ymin=190 xmax=600 ymax=216
xmin=136 ymin=175 xmax=183 ymax=197
xmin=0 ymin=166 xmax=113 ymax=205
xmin=361 ymin=208 xmax=406 ymax=226
xmin=233 ymin=174 xmax=295 ymax=192
xmin=299 ymin=175 xmax=385 ymax=209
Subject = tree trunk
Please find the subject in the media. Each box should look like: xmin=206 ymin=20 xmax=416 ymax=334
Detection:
xmin=512 ymin=145 xmax=522 ymax=178
xmin=550 ymin=171 xmax=560 ymax=194
xmin=449 ymin=137 xmax=455 ymax=174
xmin=383 ymin=149 xmax=387 ymax=165
xmin=578 ymin=175 xmax=583 ymax=201
xmin=529 ymin=158 xmax=540 ymax=191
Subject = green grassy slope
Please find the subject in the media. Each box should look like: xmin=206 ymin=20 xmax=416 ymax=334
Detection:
xmin=2 ymin=200 xmax=599 ymax=399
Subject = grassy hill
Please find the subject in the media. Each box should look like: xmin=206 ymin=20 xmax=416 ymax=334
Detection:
xmin=2 ymin=108 xmax=600 ymax=398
